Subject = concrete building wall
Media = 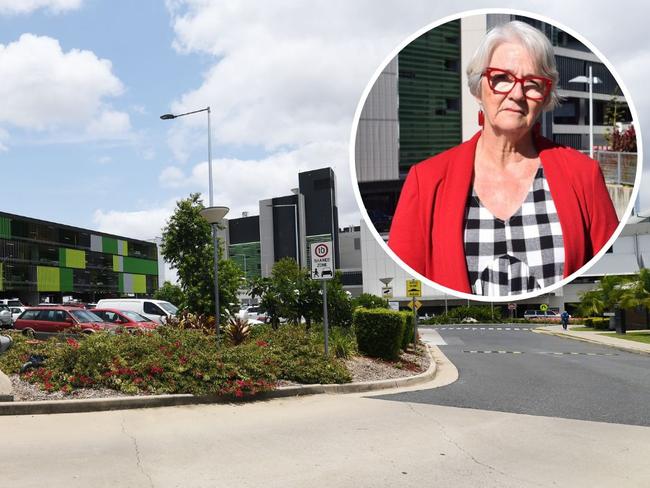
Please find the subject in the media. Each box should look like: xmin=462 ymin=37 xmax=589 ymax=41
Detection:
xmin=460 ymin=14 xmax=486 ymax=140
xmin=258 ymin=198 xmax=275 ymax=277
xmin=355 ymin=57 xmax=399 ymax=183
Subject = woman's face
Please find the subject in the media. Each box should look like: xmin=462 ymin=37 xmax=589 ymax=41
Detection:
xmin=479 ymin=41 xmax=547 ymax=136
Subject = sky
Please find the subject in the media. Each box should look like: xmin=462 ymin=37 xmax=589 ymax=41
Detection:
xmin=0 ymin=0 xmax=648 ymax=241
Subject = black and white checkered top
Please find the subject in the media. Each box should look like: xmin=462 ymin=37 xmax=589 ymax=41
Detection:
xmin=464 ymin=166 xmax=565 ymax=296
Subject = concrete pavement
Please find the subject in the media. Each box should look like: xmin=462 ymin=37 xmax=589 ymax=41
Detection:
xmin=535 ymin=325 xmax=650 ymax=355
xmin=2 ymin=386 xmax=649 ymax=487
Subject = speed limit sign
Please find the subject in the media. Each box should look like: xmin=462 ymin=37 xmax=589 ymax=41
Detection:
xmin=310 ymin=241 xmax=334 ymax=280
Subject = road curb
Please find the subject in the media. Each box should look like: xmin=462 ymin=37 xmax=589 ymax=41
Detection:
xmin=0 ymin=346 xmax=437 ymax=416
xmin=533 ymin=328 xmax=650 ymax=356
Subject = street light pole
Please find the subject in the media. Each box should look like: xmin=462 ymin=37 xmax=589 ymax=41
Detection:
xmin=161 ymin=106 xmax=222 ymax=339
xmin=569 ymin=68 xmax=602 ymax=158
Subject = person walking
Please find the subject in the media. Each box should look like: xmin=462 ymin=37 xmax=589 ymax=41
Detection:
xmin=561 ymin=310 xmax=570 ymax=331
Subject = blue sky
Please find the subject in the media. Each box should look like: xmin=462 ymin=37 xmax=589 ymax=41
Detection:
xmin=0 ymin=0 xmax=647 ymax=241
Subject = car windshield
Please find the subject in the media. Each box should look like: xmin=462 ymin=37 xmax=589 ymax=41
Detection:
xmin=70 ymin=310 xmax=103 ymax=323
xmin=158 ymin=302 xmax=178 ymax=314
xmin=122 ymin=310 xmax=150 ymax=322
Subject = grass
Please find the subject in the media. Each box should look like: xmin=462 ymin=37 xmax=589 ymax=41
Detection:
xmin=599 ymin=331 xmax=650 ymax=345
xmin=570 ymin=326 xmax=598 ymax=332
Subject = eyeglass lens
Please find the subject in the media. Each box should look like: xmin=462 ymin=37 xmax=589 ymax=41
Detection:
xmin=488 ymin=70 xmax=547 ymax=100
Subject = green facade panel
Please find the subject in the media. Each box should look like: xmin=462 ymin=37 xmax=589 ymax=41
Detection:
xmin=0 ymin=262 xmax=3 ymax=291
xmin=37 ymin=266 xmax=60 ymax=292
xmin=102 ymin=236 xmax=118 ymax=255
xmin=60 ymin=268 xmax=73 ymax=292
xmin=59 ymin=248 xmax=86 ymax=269
xmin=123 ymin=256 xmax=158 ymax=275
xmin=228 ymin=242 xmax=261 ymax=280
xmin=0 ymin=217 xmax=11 ymax=239
xmin=132 ymin=274 xmax=146 ymax=294
xmin=398 ymin=20 xmax=462 ymax=175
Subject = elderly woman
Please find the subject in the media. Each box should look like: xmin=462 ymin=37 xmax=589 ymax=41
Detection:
xmin=388 ymin=21 xmax=618 ymax=296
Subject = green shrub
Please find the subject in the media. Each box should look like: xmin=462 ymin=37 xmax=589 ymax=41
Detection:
xmin=0 ymin=323 xmax=353 ymax=396
xmin=591 ymin=317 xmax=611 ymax=330
xmin=353 ymin=308 xmax=404 ymax=360
xmin=422 ymin=305 xmax=501 ymax=325
xmin=351 ymin=293 xmax=389 ymax=310
xmin=257 ymin=325 xmax=351 ymax=384
xmin=584 ymin=318 xmax=593 ymax=327
xmin=399 ymin=311 xmax=415 ymax=350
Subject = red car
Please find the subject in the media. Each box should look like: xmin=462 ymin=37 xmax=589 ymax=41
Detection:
xmin=91 ymin=308 xmax=158 ymax=332
xmin=14 ymin=306 xmax=110 ymax=335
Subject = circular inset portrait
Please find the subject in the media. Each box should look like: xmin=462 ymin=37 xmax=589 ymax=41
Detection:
xmin=351 ymin=10 xmax=641 ymax=300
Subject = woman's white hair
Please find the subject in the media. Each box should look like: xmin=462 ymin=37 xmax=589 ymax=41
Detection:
xmin=466 ymin=20 xmax=561 ymax=111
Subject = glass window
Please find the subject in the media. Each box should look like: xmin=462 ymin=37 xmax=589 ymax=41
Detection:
xmin=157 ymin=302 xmax=178 ymax=314
xmin=69 ymin=310 xmax=102 ymax=323
xmin=143 ymin=302 xmax=164 ymax=315
xmin=20 ymin=310 xmax=39 ymax=320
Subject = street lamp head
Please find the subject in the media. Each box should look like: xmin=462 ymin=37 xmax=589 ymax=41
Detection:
xmin=160 ymin=113 xmax=176 ymax=120
xmin=200 ymin=206 xmax=229 ymax=224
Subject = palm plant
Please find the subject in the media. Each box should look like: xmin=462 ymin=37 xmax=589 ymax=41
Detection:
xmin=620 ymin=268 xmax=650 ymax=310
xmin=577 ymin=274 xmax=628 ymax=316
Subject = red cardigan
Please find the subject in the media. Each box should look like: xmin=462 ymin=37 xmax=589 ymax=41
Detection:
xmin=388 ymin=131 xmax=619 ymax=294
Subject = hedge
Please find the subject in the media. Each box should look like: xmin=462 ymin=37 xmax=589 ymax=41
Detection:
xmin=399 ymin=311 xmax=415 ymax=350
xmin=584 ymin=317 xmax=611 ymax=330
xmin=353 ymin=308 xmax=404 ymax=360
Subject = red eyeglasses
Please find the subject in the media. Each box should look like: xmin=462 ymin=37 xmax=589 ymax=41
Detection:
xmin=483 ymin=67 xmax=552 ymax=101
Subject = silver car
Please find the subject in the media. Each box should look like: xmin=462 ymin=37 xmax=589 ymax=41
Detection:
xmin=0 ymin=305 xmax=12 ymax=328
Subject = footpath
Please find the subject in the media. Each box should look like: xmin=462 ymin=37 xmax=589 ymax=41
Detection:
xmin=534 ymin=324 xmax=650 ymax=355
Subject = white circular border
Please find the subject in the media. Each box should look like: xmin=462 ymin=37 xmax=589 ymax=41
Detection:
xmin=349 ymin=7 xmax=644 ymax=303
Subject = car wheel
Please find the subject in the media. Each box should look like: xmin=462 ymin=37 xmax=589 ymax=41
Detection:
xmin=21 ymin=328 xmax=35 ymax=338
xmin=81 ymin=329 xmax=96 ymax=335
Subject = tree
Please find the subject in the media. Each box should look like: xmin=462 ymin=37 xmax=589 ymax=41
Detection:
xmin=153 ymin=281 xmax=185 ymax=309
xmin=577 ymin=274 xmax=628 ymax=316
xmin=326 ymin=272 xmax=353 ymax=328
xmin=160 ymin=193 xmax=243 ymax=319
xmin=620 ymin=268 xmax=650 ymax=310
xmin=351 ymin=293 xmax=389 ymax=310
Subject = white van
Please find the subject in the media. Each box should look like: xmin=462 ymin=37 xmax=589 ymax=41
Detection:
xmin=95 ymin=299 xmax=178 ymax=324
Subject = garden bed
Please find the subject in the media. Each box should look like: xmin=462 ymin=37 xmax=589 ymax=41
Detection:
xmin=1 ymin=326 xmax=429 ymax=402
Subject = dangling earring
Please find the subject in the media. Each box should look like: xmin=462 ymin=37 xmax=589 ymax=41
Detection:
xmin=478 ymin=110 xmax=484 ymax=127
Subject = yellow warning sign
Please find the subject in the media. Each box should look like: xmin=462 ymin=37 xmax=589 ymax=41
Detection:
xmin=407 ymin=300 xmax=422 ymax=310
xmin=406 ymin=279 xmax=422 ymax=297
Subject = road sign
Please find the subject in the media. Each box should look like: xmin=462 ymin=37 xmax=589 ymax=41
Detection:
xmin=381 ymin=287 xmax=393 ymax=298
xmin=407 ymin=300 xmax=422 ymax=310
xmin=310 ymin=241 xmax=334 ymax=280
xmin=540 ymin=303 xmax=549 ymax=312
xmin=406 ymin=279 xmax=422 ymax=297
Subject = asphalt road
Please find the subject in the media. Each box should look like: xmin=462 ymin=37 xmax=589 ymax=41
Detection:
xmin=374 ymin=324 xmax=650 ymax=427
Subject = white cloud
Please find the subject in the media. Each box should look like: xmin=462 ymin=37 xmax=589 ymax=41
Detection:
xmin=157 ymin=141 xmax=360 ymax=225
xmin=164 ymin=1 xmax=650 ymax=227
xmin=85 ymin=109 xmax=131 ymax=139
xmin=93 ymin=201 xmax=177 ymax=241
xmin=0 ymin=34 xmax=124 ymax=131
xmin=0 ymin=0 xmax=81 ymax=15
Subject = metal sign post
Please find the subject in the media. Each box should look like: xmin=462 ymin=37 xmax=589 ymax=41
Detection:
xmin=311 ymin=241 xmax=334 ymax=358
xmin=405 ymin=279 xmax=422 ymax=351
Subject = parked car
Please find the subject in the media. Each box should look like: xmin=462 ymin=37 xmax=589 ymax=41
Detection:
xmin=0 ymin=298 xmax=24 ymax=308
xmin=237 ymin=305 xmax=268 ymax=323
xmin=0 ymin=305 xmax=13 ymax=328
xmin=10 ymin=306 xmax=26 ymax=323
xmin=92 ymin=308 xmax=158 ymax=332
xmin=523 ymin=310 xmax=559 ymax=320
xmin=14 ymin=306 xmax=109 ymax=336
xmin=95 ymin=299 xmax=178 ymax=324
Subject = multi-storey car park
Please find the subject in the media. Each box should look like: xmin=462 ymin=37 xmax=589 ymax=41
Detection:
xmin=0 ymin=211 xmax=158 ymax=305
